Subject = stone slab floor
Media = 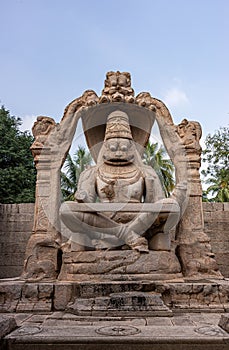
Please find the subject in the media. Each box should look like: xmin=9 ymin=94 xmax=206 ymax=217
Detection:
xmin=1 ymin=312 xmax=229 ymax=350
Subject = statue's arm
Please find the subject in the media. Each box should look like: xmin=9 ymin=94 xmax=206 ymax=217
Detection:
xmin=74 ymin=166 xmax=97 ymax=203
xmin=143 ymin=165 xmax=165 ymax=202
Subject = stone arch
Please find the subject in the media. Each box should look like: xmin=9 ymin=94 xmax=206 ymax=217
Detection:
xmin=22 ymin=72 xmax=220 ymax=281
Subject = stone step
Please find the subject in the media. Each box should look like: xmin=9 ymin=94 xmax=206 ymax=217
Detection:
xmin=1 ymin=279 xmax=229 ymax=313
xmin=67 ymin=291 xmax=172 ymax=317
xmin=3 ymin=323 xmax=229 ymax=350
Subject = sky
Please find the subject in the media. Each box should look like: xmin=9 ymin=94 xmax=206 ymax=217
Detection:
xmin=1 ymin=0 xmax=229 ymax=147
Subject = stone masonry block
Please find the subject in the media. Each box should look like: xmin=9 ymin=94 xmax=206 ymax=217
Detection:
xmin=0 ymin=266 xmax=23 ymax=279
xmin=203 ymin=202 xmax=224 ymax=211
xmin=219 ymin=313 xmax=229 ymax=333
xmin=0 ymin=253 xmax=25 ymax=266
xmin=38 ymin=283 xmax=54 ymax=299
xmin=54 ymin=283 xmax=73 ymax=310
xmin=22 ymin=284 xmax=38 ymax=299
xmin=0 ymin=315 xmax=17 ymax=338
xmin=224 ymin=203 xmax=229 ymax=211
xmin=204 ymin=211 xmax=228 ymax=222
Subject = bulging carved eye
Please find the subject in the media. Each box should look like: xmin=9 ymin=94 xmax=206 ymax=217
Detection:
xmin=110 ymin=144 xmax=117 ymax=152
xmin=121 ymin=145 xmax=127 ymax=152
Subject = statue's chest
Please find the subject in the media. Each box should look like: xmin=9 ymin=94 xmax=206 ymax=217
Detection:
xmin=96 ymin=175 xmax=144 ymax=203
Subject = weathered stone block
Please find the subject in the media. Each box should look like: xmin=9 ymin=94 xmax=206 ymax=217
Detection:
xmin=0 ymin=282 xmax=23 ymax=312
xmin=0 ymin=315 xmax=17 ymax=339
xmin=0 ymin=253 xmax=25 ymax=266
xmin=219 ymin=314 xmax=229 ymax=333
xmin=1 ymin=243 xmax=27 ymax=253
xmin=0 ymin=266 xmax=23 ymax=279
xmin=54 ymin=283 xmax=73 ymax=310
xmin=206 ymin=203 xmax=224 ymax=211
xmin=22 ymin=284 xmax=38 ymax=299
xmin=68 ymin=291 xmax=172 ymax=316
xmin=224 ymin=203 xmax=229 ymax=211
xmin=210 ymin=211 xmax=229 ymax=222
xmin=32 ymin=300 xmax=52 ymax=312
xmin=18 ymin=203 xmax=34 ymax=213
xmin=206 ymin=223 xmax=229 ymax=236
xmin=38 ymin=283 xmax=54 ymax=299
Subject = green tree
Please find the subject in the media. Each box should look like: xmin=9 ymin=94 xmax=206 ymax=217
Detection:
xmin=204 ymin=169 xmax=229 ymax=202
xmin=0 ymin=106 xmax=36 ymax=203
xmin=61 ymin=146 xmax=92 ymax=201
xmin=202 ymin=126 xmax=229 ymax=202
xmin=143 ymin=142 xmax=175 ymax=197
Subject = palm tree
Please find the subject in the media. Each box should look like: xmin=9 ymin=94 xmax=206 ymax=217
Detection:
xmin=143 ymin=142 xmax=175 ymax=197
xmin=61 ymin=146 xmax=92 ymax=201
xmin=204 ymin=169 xmax=229 ymax=202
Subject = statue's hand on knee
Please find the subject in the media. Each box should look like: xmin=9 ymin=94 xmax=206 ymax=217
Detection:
xmin=75 ymin=190 xmax=89 ymax=203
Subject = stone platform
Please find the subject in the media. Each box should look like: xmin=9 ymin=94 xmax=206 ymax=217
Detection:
xmin=59 ymin=250 xmax=183 ymax=281
xmin=1 ymin=278 xmax=229 ymax=314
xmin=1 ymin=278 xmax=229 ymax=348
xmin=1 ymin=311 xmax=229 ymax=349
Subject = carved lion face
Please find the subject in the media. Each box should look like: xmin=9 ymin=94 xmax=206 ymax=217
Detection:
xmin=103 ymin=138 xmax=135 ymax=165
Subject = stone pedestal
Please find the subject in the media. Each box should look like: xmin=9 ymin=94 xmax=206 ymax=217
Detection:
xmin=68 ymin=291 xmax=172 ymax=317
xmin=58 ymin=250 xmax=182 ymax=282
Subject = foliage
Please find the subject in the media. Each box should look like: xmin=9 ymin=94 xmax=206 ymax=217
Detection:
xmin=0 ymin=106 xmax=36 ymax=203
xmin=143 ymin=142 xmax=175 ymax=197
xmin=61 ymin=146 xmax=92 ymax=201
xmin=202 ymin=126 xmax=229 ymax=202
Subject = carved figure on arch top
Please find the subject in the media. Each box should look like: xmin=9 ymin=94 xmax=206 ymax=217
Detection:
xmin=135 ymin=92 xmax=156 ymax=110
xmin=62 ymin=90 xmax=99 ymax=122
xmin=135 ymin=92 xmax=174 ymax=126
xmin=176 ymin=119 xmax=202 ymax=152
xmin=31 ymin=116 xmax=56 ymax=150
xmin=80 ymin=90 xmax=99 ymax=107
xmin=100 ymin=71 xmax=135 ymax=103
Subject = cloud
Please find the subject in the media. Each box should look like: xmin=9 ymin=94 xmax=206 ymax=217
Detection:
xmin=19 ymin=115 xmax=37 ymax=133
xmin=164 ymin=88 xmax=189 ymax=108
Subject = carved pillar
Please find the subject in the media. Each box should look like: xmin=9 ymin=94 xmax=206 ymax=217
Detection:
xmin=22 ymin=94 xmax=99 ymax=281
xmin=22 ymin=118 xmax=61 ymax=281
xmin=175 ymin=119 xmax=220 ymax=277
xmin=136 ymin=93 xmax=220 ymax=278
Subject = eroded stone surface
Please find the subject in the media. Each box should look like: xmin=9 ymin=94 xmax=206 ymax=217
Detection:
xmin=59 ymin=250 xmax=182 ymax=282
xmin=67 ymin=291 xmax=172 ymax=317
xmin=21 ymin=71 xmax=220 ymax=281
xmin=1 ymin=310 xmax=229 ymax=350
xmin=219 ymin=314 xmax=229 ymax=333
xmin=60 ymin=109 xmax=181 ymax=258
xmin=3 ymin=316 xmax=229 ymax=350
xmin=0 ymin=315 xmax=17 ymax=338
xmin=1 ymin=280 xmax=229 ymax=313
xmin=1 ymin=202 xmax=228 ymax=280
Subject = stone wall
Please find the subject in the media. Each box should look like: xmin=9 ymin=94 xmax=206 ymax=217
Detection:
xmin=0 ymin=204 xmax=34 ymax=279
xmin=0 ymin=202 xmax=228 ymax=279
xmin=203 ymin=202 xmax=229 ymax=278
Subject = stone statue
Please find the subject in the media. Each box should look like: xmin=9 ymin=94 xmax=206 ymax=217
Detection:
xmin=176 ymin=118 xmax=202 ymax=154
xmin=32 ymin=116 xmax=56 ymax=148
xmin=30 ymin=116 xmax=57 ymax=163
xmin=100 ymin=71 xmax=135 ymax=103
xmin=23 ymin=71 xmax=219 ymax=281
xmin=60 ymin=110 xmax=180 ymax=254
